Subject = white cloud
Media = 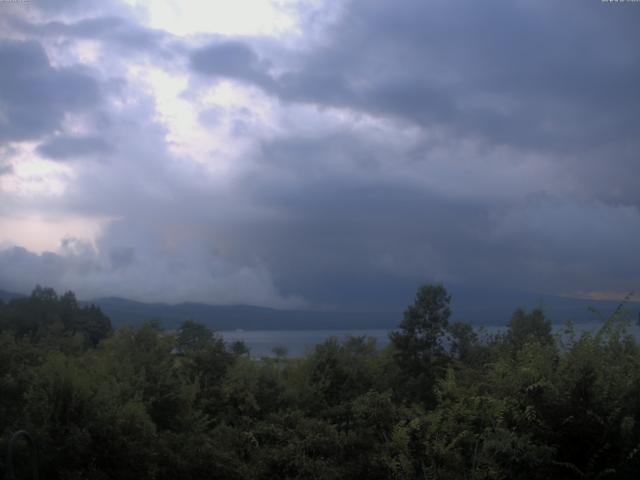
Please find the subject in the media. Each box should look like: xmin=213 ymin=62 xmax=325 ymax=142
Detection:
xmin=123 ymin=0 xmax=301 ymax=37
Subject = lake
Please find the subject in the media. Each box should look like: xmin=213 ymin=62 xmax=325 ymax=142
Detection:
xmin=221 ymin=321 xmax=640 ymax=358
xmin=221 ymin=329 xmax=392 ymax=357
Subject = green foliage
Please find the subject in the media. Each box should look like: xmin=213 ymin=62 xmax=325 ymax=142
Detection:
xmin=0 ymin=286 xmax=111 ymax=348
xmin=389 ymin=283 xmax=452 ymax=405
xmin=507 ymin=307 xmax=553 ymax=351
xmin=176 ymin=320 xmax=214 ymax=352
xmin=1 ymin=284 xmax=640 ymax=479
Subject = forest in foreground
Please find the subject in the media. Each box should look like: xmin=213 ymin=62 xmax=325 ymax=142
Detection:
xmin=1 ymin=285 xmax=640 ymax=479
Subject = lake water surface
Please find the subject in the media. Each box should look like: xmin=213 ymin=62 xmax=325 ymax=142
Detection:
xmin=221 ymin=329 xmax=391 ymax=357
xmin=221 ymin=321 xmax=640 ymax=358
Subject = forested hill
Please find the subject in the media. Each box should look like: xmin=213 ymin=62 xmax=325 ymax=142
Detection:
xmin=45 ymin=291 xmax=640 ymax=330
xmin=1 ymin=287 xmax=637 ymax=330
xmin=90 ymin=297 xmax=401 ymax=330
xmin=0 ymin=289 xmax=25 ymax=302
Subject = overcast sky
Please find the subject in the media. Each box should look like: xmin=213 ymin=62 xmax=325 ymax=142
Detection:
xmin=0 ymin=0 xmax=639 ymax=308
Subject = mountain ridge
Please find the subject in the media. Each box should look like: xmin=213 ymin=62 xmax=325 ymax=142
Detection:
xmin=2 ymin=288 xmax=638 ymax=331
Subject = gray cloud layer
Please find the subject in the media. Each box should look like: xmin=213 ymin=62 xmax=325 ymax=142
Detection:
xmin=1 ymin=0 xmax=639 ymax=307
xmin=37 ymin=135 xmax=112 ymax=160
xmin=0 ymin=40 xmax=99 ymax=142
xmin=190 ymin=1 xmax=640 ymax=153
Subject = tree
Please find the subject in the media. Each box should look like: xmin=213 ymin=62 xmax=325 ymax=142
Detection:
xmin=230 ymin=340 xmax=249 ymax=356
xmin=507 ymin=307 xmax=552 ymax=350
xmin=75 ymin=305 xmax=112 ymax=347
xmin=59 ymin=291 xmax=79 ymax=331
xmin=31 ymin=285 xmax=58 ymax=303
xmin=448 ymin=321 xmax=478 ymax=363
xmin=390 ymin=283 xmax=452 ymax=405
xmin=177 ymin=320 xmax=214 ymax=353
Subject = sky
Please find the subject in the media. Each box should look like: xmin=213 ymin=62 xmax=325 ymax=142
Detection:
xmin=0 ymin=0 xmax=639 ymax=309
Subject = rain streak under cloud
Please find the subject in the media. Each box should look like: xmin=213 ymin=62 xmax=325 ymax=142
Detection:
xmin=0 ymin=0 xmax=639 ymax=308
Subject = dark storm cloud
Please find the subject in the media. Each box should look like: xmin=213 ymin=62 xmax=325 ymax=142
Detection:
xmin=96 ymin=0 xmax=640 ymax=306
xmin=37 ymin=135 xmax=112 ymax=160
xmin=190 ymin=41 xmax=276 ymax=89
xmin=0 ymin=246 xmax=97 ymax=296
xmin=352 ymin=0 xmax=640 ymax=152
xmin=27 ymin=0 xmax=92 ymax=13
xmin=190 ymin=0 xmax=640 ymax=153
xmin=108 ymin=246 xmax=135 ymax=271
xmin=11 ymin=15 xmax=170 ymax=52
xmin=212 ymin=113 xmax=640 ymax=307
xmin=213 ymin=134 xmax=495 ymax=307
xmin=21 ymin=0 xmax=127 ymax=17
xmin=0 ymin=221 xmax=302 ymax=307
xmin=2 ymin=0 xmax=639 ymax=307
xmin=0 ymin=40 xmax=100 ymax=143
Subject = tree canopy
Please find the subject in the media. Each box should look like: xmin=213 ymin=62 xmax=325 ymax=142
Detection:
xmin=1 ymin=284 xmax=639 ymax=479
